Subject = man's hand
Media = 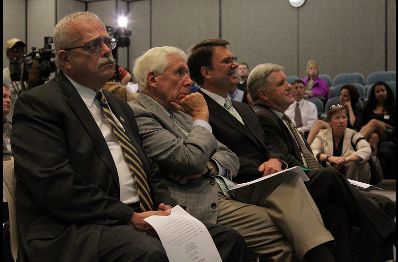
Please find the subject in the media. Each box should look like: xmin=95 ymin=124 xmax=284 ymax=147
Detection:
xmin=171 ymin=93 xmax=209 ymax=121
xmin=130 ymin=203 xmax=172 ymax=233
xmin=258 ymin=158 xmax=282 ymax=176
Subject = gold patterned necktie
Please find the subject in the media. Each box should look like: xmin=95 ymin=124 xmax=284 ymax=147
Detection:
xmin=282 ymin=114 xmax=320 ymax=170
xmin=97 ymin=91 xmax=153 ymax=211
xmin=224 ymin=97 xmax=244 ymax=124
xmin=294 ymin=102 xmax=303 ymax=127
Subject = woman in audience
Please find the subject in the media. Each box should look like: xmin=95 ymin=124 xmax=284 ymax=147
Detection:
xmin=360 ymin=81 xmax=396 ymax=148
xmin=302 ymin=59 xmax=329 ymax=102
xmin=307 ymin=84 xmax=361 ymax=144
xmin=310 ymin=104 xmax=372 ymax=183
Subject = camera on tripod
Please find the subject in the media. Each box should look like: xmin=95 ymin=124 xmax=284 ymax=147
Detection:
xmin=9 ymin=36 xmax=57 ymax=89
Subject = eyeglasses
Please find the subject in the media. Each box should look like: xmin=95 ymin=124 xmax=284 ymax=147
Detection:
xmin=219 ymin=56 xmax=238 ymax=66
xmin=63 ymin=37 xmax=117 ymax=53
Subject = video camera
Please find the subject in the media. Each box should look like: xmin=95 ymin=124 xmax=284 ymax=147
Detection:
xmin=9 ymin=36 xmax=57 ymax=89
xmin=106 ymin=26 xmax=132 ymax=82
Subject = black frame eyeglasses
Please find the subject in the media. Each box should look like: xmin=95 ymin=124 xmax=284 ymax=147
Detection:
xmin=63 ymin=37 xmax=117 ymax=53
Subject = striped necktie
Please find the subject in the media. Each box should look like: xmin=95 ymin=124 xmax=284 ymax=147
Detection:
xmin=282 ymin=114 xmax=320 ymax=170
xmin=97 ymin=91 xmax=153 ymax=211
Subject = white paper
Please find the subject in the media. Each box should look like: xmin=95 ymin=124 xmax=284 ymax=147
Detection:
xmin=144 ymin=205 xmax=222 ymax=262
xmin=228 ymin=166 xmax=309 ymax=191
xmin=347 ymin=179 xmax=383 ymax=191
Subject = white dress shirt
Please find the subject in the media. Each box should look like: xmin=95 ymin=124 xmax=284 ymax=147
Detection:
xmin=65 ymin=74 xmax=140 ymax=204
xmin=285 ymin=99 xmax=317 ymax=133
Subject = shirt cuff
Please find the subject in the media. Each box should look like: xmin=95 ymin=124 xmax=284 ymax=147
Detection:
xmin=193 ymin=119 xmax=212 ymax=133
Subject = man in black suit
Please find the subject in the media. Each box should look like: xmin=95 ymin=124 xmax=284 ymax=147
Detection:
xmin=11 ymin=13 xmax=250 ymax=262
xmin=187 ymin=39 xmax=395 ymax=262
xmin=246 ymin=62 xmax=396 ymax=261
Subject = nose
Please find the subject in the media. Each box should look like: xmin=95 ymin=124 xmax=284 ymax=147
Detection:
xmin=184 ymin=74 xmax=193 ymax=86
xmin=100 ymin=41 xmax=112 ymax=57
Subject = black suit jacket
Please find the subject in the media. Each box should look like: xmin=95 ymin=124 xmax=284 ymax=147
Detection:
xmin=11 ymin=72 xmax=176 ymax=262
xmin=201 ymin=91 xmax=283 ymax=183
xmin=252 ymin=103 xmax=311 ymax=168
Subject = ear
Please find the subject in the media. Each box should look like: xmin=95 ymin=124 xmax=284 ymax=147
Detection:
xmin=258 ymin=90 xmax=269 ymax=102
xmin=200 ymin=66 xmax=211 ymax=79
xmin=147 ymin=72 xmax=157 ymax=88
xmin=57 ymin=50 xmax=70 ymax=70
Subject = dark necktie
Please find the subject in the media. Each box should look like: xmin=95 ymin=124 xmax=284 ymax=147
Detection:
xmin=97 ymin=91 xmax=153 ymax=211
xmin=282 ymin=114 xmax=320 ymax=170
xmin=294 ymin=102 xmax=303 ymax=127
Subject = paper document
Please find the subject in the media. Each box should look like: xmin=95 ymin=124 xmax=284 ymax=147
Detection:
xmin=228 ymin=166 xmax=309 ymax=191
xmin=144 ymin=205 xmax=222 ymax=262
xmin=347 ymin=179 xmax=383 ymax=191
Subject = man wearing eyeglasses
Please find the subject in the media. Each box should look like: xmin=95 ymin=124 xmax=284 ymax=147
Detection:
xmin=246 ymin=63 xmax=396 ymax=261
xmin=11 ymin=12 xmax=251 ymax=262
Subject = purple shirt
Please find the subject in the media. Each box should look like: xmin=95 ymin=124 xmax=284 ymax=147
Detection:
xmin=302 ymin=76 xmax=329 ymax=101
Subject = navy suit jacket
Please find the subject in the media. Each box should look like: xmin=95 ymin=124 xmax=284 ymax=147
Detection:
xmin=11 ymin=72 xmax=176 ymax=261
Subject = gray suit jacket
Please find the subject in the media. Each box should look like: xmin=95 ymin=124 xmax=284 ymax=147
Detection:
xmin=129 ymin=93 xmax=239 ymax=223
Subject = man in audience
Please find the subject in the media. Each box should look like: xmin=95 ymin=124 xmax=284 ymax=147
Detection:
xmin=247 ymin=62 xmax=396 ymax=261
xmin=284 ymin=79 xmax=318 ymax=137
xmin=237 ymin=62 xmax=249 ymax=91
xmin=10 ymin=12 xmax=250 ymax=262
xmin=3 ymin=84 xmax=12 ymax=157
xmin=187 ymin=38 xmax=396 ymax=262
xmin=230 ymin=84 xmax=244 ymax=102
xmin=129 ymin=46 xmax=335 ymax=261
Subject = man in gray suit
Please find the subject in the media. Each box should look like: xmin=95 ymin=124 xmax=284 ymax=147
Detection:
xmin=129 ymin=46 xmax=336 ymax=261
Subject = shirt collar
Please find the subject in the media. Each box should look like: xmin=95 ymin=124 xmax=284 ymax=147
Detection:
xmin=64 ymin=74 xmax=100 ymax=109
xmin=200 ymin=87 xmax=230 ymax=107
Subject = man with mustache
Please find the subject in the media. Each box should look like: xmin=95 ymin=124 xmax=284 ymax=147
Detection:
xmin=11 ymin=13 xmax=250 ymax=262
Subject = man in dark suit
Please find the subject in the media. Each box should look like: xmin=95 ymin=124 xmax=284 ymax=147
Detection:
xmin=11 ymin=13 xmax=250 ymax=262
xmin=187 ymin=39 xmax=395 ymax=262
xmin=246 ymin=62 xmax=396 ymax=261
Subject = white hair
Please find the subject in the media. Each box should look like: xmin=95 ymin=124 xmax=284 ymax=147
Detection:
xmin=53 ymin=11 xmax=103 ymax=68
xmin=247 ymin=63 xmax=283 ymax=102
xmin=133 ymin=46 xmax=187 ymax=92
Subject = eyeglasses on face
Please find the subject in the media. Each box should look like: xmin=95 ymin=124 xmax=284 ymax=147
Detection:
xmin=219 ymin=56 xmax=238 ymax=66
xmin=63 ymin=37 xmax=117 ymax=53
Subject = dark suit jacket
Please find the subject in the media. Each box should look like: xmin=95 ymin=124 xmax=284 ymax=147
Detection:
xmin=252 ymin=103 xmax=310 ymax=168
xmin=11 ymin=72 xmax=176 ymax=262
xmin=201 ymin=91 xmax=283 ymax=183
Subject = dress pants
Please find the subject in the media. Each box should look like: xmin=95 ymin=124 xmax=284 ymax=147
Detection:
xmin=305 ymin=167 xmax=395 ymax=247
xmin=232 ymin=171 xmax=334 ymax=260
xmin=98 ymin=221 xmax=251 ymax=262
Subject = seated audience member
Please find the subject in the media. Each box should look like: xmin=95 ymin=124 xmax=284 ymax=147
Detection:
xmin=242 ymin=89 xmax=254 ymax=106
xmin=230 ymin=85 xmax=244 ymax=102
xmin=116 ymin=65 xmax=132 ymax=86
xmin=130 ymin=46 xmax=336 ymax=261
xmin=361 ymin=81 xmax=396 ymax=146
xmin=3 ymin=84 xmax=12 ymax=157
xmin=310 ymin=104 xmax=372 ymax=183
xmin=284 ymin=79 xmax=317 ymax=137
xmin=10 ymin=12 xmax=250 ymax=262
xmin=302 ymin=59 xmax=329 ymax=102
xmin=245 ymin=62 xmax=395 ymax=261
xmin=307 ymin=84 xmax=363 ymax=145
xmin=237 ymin=62 xmax=249 ymax=91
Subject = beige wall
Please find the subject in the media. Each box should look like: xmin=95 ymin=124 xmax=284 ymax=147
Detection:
xmin=3 ymin=0 xmax=396 ymax=81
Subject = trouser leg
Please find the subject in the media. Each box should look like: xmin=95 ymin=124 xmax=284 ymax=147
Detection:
xmin=234 ymin=172 xmax=334 ymax=260
xmin=217 ymin=192 xmax=294 ymax=261
xmin=204 ymin=222 xmax=252 ymax=262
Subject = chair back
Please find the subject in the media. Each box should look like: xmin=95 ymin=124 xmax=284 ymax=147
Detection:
xmin=3 ymin=157 xmax=18 ymax=261
xmin=366 ymin=71 xmax=396 ymax=85
xmin=332 ymin=72 xmax=365 ymax=86
xmin=287 ymin=75 xmax=299 ymax=84
xmin=318 ymin=74 xmax=332 ymax=86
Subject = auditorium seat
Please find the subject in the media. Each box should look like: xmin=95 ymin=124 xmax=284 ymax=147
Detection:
xmin=332 ymin=72 xmax=366 ymax=86
xmin=366 ymin=71 xmax=396 ymax=86
xmin=287 ymin=75 xmax=299 ymax=84
xmin=318 ymin=74 xmax=332 ymax=86
xmin=305 ymin=97 xmax=324 ymax=116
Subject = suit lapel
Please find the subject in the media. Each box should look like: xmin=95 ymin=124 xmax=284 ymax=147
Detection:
xmin=59 ymin=74 xmax=119 ymax=187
